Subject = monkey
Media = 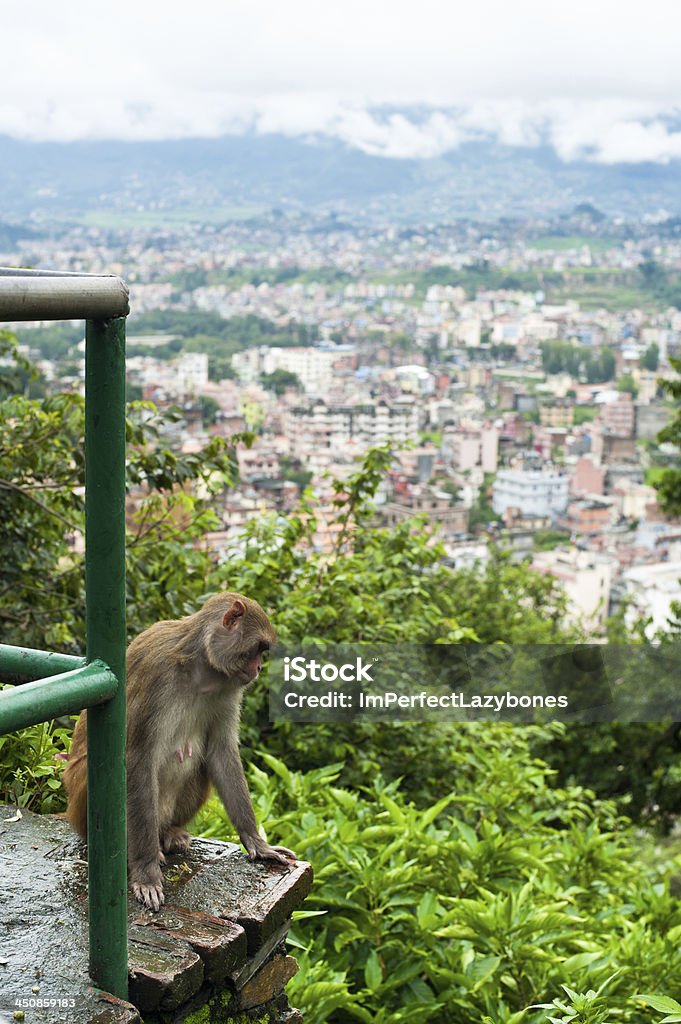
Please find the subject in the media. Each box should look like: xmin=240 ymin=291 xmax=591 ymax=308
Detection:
xmin=63 ymin=591 xmax=296 ymax=911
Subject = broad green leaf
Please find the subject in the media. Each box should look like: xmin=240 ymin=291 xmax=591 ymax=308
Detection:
xmin=637 ymin=996 xmax=681 ymax=1014
xmin=364 ymin=950 xmax=383 ymax=992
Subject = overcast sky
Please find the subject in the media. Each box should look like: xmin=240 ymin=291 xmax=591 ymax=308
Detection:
xmin=5 ymin=1 xmax=681 ymax=163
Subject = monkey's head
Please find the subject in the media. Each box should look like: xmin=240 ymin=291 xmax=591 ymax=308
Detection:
xmin=202 ymin=592 xmax=277 ymax=686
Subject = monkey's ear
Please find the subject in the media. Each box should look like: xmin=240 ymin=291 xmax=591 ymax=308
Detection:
xmin=222 ymin=600 xmax=246 ymax=631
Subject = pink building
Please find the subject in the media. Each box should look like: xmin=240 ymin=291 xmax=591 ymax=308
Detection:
xmin=600 ymin=393 xmax=634 ymax=439
xmin=572 ymin=456 xmax=605 ymax=496
xmin=448 ymin=423 xmax=498 ymax=473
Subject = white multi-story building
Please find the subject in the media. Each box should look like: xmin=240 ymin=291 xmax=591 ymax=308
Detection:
xmin=262 ymin=347 xmax=338 ymax=395
xmin=455 ymin=318 xmax=482 ymax=348
xmin=286 ymin=398 xmax=419 ymax=449
xmin=231 ymin=348 xmax=262 ymax=386
xmin=493 ymin=469 xmax=568 ymax=518
xmin=177 ymin=352 xmax=209 ymax=396
xmin=532 ymin=547 xmax=616 ymax=630
xmin=394 ymin=364 xmax=435 ymax=395
xmin=232 ymin=344 xmax=355 ymax=396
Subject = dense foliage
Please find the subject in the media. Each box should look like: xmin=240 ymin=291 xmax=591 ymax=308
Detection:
xmin=652 ymin=355 xmax=681 ymax=518
xmin=193 ymin=738 xmax=681 ymax=1024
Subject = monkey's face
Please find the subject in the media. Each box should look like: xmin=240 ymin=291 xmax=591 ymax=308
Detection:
xmin=212 ymin=594 xmax=277 ymax=686
xmin=235 ymin=639 xmax=271 ymax=686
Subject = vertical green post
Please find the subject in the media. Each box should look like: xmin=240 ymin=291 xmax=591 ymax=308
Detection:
xmin=85 ymin=317 xmax=128 ymax=998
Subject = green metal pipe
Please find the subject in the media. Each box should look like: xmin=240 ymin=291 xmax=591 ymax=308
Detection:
xmin=0 ymin=643 xmax=86 ymax=681
xmin=0 ymin=661 xmax=117 ymax=733
xmin=85 ymin=317 xmax=128 ymax=999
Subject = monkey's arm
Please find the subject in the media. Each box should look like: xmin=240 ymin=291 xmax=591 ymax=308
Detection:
xmin=127 ymin=740 xmax=165 ymax=910
xmin=207 ymin=737 xmax=295 ymax=865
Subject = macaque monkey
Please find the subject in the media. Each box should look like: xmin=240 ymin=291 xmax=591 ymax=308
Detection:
xmin=64 ymin=592 xmax=295 ymax=911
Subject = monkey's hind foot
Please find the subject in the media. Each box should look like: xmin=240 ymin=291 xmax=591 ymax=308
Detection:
xmin=130 ymin=861 xmax=165 ymax=912
xmin=133 ymin=880 xmax=165 ymax=912
xmin=160 ymin=826 xmax=192 ymax=855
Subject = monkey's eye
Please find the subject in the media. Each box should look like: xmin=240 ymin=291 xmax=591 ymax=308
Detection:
xmin=257 ymin=641 xmax=271 ymax=655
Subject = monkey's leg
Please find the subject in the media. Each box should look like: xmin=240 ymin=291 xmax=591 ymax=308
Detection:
xmin=63 ymin=713 xmax=89 ymax=840
xmin=160 ymin=769 xmax=210 ymax=854
xmin=127 ymin=751 xmax=165 ymax=911
xmin=63 ymin=751 xmax=88 ymax=840
xmin=160 ymin=825 xmax=191 ymax=855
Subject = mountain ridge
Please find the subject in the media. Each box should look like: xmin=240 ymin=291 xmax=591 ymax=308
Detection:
xmin=1 ymin=132 xmax=680 ymax=224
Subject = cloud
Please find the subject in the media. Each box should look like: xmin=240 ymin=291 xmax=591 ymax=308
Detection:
xmin=3 ymin=0 xmax=681 ymax=163
xmin=3 ymin=91 xmax=681 ymax=165
xmin=548 ymin=106 xmax=681 ymax=164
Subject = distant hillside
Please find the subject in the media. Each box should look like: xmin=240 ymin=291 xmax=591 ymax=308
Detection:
xmin=1 ymin=132 xmax=680 ymax=223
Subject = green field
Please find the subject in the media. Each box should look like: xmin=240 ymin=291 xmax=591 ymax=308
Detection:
xmin=528 ymin=234 xmax=619 ymax=253
xmin=80 ymin=205 xmax=267 ymax=229
xmin=545 ymin=281 xmax=657 ymax=311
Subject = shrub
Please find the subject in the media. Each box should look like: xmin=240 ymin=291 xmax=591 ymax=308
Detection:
xmin=192 ymin=727 xmax=681 ymax=1024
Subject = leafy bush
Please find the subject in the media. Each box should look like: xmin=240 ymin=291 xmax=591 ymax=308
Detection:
xmin=192 ymin=733 xmax=681 ymax=1024
xmin=0 ymin=712 xmax=69 ymax=813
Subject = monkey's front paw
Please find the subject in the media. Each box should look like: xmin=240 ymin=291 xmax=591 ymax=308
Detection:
xmin=243 ymin=836 xmax=297 ymax=865
xmin=130 ymin=863 xmax=165 ymax=911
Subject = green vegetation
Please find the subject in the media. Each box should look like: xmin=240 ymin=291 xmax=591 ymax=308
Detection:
xmin=541 ymin=341 xmax=615 ymax=383
xmin=645 ymin=466 xmax=667 ymax=486
xmin=355 ymin=257 xmax=681 ymax=313
xmin=15 ymin=321 xmax=83 ymax=361
xmin=169 ymin=264 xmax=353 ymax=292
xmin=642 ymin=343 xmax=660 ymax=372
xmin=0 ymin=715 xmax=71 ymax=813
xmin=436 ymin=480 xmax=461 ymax=504
xmin=410 ymin=262 xmax=560 ymax=300
xmin=17 ymin=311 xmax=312 ymax=378
xmin=419 ymin=430 xmax=442 ymax=446
xmin=192 ymin=740 xmax=681 ymax=1024
xmin=80 ymin=205 xmax=267 ymax=229
xmin=532 ymin=529 xmax=571 ymax=551
xmin=573 ymin=406 xmax=598 ymax=425
xmin=0 ymin=335 xmax=243 ymax=657
xmin=468 ymin=473 xmax=500 ymax=531
xmin=618 ymin=374 xmax=639 ymax=397
xmin=2 ymin=340 xmax=681 ymax=1023
xmin=279 ymin=456 xmax=313 ymax=491
xmin=527 ymin=234 xmax=617 ymax=253
xmin=199 ymin=394 xmax=221 ymax=426
xmin=128 ymin=309 xmax=312 ymax=347
xmin=650 ymin=356 xmax=681 ymax=517
xmin=260 ymin=369 xmax=302 ymax=395
xmin=488 ymin=342 xmax=517 ymax=361
xmin=542 ymin=259 xmax=681 ymax=312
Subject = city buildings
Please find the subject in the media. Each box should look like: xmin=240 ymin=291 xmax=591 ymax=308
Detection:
xmin=8 ymin=209 xmax=681 ymax=638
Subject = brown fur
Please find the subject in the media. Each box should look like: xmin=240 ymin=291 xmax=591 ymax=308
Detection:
xmin=63 ymin=591 xmax=294 ymax=910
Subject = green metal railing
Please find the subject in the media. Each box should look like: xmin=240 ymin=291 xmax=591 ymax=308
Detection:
xmin=0 ymin=269 xmax=129 ymax=999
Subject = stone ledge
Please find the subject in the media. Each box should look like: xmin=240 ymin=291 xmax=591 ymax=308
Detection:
xmin=128 ymin=926 xmax=204 ymax=1012
xmin=0 ymin=805 xmax=312 ymax=1024
xmin=133 ymin=907 xmax=247 ymax=984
